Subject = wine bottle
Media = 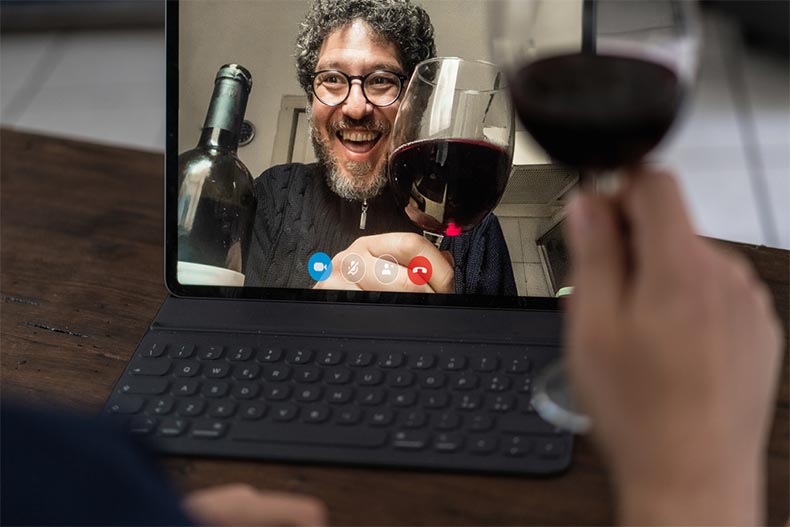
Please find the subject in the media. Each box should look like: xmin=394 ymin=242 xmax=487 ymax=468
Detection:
xmin=177 ymin=64 xmax=256 ymax=286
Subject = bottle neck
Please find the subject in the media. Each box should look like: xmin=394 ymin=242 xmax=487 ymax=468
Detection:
xmin=198 ymin=77 xmax=250 ymax=152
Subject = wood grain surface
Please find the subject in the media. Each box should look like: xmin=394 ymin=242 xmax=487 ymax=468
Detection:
xmin=1 ymin=128 xmax=787 ymax=525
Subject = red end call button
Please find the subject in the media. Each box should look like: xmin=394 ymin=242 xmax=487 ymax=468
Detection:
xmin=407 ymin=256 xmax=432 ymax=286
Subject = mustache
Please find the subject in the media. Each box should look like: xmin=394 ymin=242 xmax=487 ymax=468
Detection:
xmin=329 ymin=116 xmax=390 ymax=135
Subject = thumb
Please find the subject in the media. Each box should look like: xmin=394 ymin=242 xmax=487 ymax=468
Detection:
xmin=564 ymin=192 xmax=627 ymax=320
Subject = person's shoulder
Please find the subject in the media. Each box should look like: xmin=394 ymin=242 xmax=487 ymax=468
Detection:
xmin=256 ymin=162 xmax=319 ymax=181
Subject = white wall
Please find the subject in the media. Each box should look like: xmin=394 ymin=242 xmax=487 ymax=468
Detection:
xmin=179 ymin=0 xmax=492 ymax=175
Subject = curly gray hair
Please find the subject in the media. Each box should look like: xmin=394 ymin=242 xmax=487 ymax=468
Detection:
xmin=295 ymin=0 xmax=436 ymax=99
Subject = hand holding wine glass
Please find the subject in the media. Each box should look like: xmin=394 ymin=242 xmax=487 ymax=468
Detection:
xmin=492 ymin=0 xmax=701 ymax=432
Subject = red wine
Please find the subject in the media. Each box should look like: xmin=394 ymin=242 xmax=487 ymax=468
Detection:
xmin=510 ymin=54 xmax=683 ymax=170
xmin=389 ymin=138 xmax=511 ymax=234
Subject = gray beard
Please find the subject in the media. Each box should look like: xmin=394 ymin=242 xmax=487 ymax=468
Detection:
xmin=308 ymin=110 xmax=388 ymax=202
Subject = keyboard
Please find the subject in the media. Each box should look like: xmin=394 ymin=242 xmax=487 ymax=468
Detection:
xmin=103 ymin=331 xmax=572 ymax=475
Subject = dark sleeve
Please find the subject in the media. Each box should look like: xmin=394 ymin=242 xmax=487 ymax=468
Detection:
xmin=0 ymin=403 xmax=195 ymax=527
xmin=445 ymin=213 xmax=517 ymax=296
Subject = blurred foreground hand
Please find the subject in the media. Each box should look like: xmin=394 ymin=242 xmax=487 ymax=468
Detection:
xmin=564 ymin=168 xmax=782 ymax=525
xmin=183 ymin=484 xmax=328 ymax=527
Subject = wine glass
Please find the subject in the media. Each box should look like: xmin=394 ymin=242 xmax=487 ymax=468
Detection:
xmin=491 ymin=0 xmax=700 ymax=433
xmin=389 ymin=57 xmax=515 ymax=248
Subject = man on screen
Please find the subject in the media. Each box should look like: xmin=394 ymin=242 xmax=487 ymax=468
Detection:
xmin=244 ymin=0 xmax=516 ymax=295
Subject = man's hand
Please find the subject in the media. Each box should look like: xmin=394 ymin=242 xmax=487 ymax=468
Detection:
xmin=182 ymin=484 xmax=328 ymax=527
xmin=313 ymin=232 xmax=454 ymax=293
xmin=564 ymin=168 xmax=782 ymax=525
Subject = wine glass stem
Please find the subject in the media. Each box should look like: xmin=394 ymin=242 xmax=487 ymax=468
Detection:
xmin=423 ymin=231 xmax=444 ymax=249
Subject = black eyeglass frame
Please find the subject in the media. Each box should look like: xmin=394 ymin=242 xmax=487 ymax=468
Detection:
xmin=310 ymin=69 xmax=409 ymax=108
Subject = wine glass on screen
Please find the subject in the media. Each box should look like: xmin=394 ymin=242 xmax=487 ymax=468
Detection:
xmin=389 ymin=57 xmax=515 ymax=248
xmin=492 ymin=0 xmax=700 ymax=432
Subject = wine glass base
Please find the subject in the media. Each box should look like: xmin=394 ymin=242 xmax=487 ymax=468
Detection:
xmin=531 ymin=361 xmax=592 ymax=434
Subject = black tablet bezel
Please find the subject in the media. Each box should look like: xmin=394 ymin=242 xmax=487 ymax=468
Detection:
xmin=163 ymin=0 xmax=560 ymax=312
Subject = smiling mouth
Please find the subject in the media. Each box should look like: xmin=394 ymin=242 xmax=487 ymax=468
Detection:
xmin=336 ymin=129 xmax=383 ymax=154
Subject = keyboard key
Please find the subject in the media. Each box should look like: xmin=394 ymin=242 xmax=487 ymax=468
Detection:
xmin=151 ymin=396 xmax=175 ymax=415
xmin=128 ymin=415 xmax=157 ymax=434
xmin=410 ymin=353 xmax=435 ymax=369
xmin=286 ymin=349 xmax=313 ymax=365
xmin=317 ymin=350 xmax=344 ymax=365
xmin=456 ymin=393 xmax=481 ymax=411
xmin=120 ymin=378 xmax=168 ymax=395
xmin=505 ymin=356 xmax=531 ymax=374
xmin=392 ymin=391 xmax=417 ymax=407
xmin=499 ymin=414 xmax=561 ymax=435
xmin=303 ymin=405 xmax=331 ymax=423
xmin=349 ymin=351 xmax=374 ymax=367
xmin=209 ymin=401 xmax=237 ymax=418
xmin=263 ymin=365 xmax=291 ymax=382
xmin=231 ymin=382 xmax=259 ymax=399
xmin=240 ymin=402 xmax=267 ymax=420
xmin=141 ymin=342 xmax=166 ymax=358
xmin=518 ymin=377 xmax=533 ymax=394
xmin=257 ymin=347 xmax=283 ymax=363
xmin=191 ymin=420 xmax=227 ymax=439
xmin=170 ymin=344 xmax=195 ymax=359
xmin=229 ymin=347 xmax=254 ymax=361
xmin=435 ymin=412 xmax=461 ymax=430
xmin=358 ymin=389 xmax=385 ymax=405
xmin=327 ymin=388 xmax=353 ymax=404
xmin=469 ymin=414 xmax=495 ymax=432
xmin=402 ymin=411 xmax=427 ymax=428
xmin=359 ymin=370 xmax=383 ymax=386
xmin=485 ymin=375 xmax=511 ymax=392
xmin=174 ymin=361 xmax=200 ymax=377
xmin=503 ymin=435 xmax=532 ymax=457
xmin=393 ymin=430 xmax=429 ymax=450
xmin=294 ymin=366 xmax=321 ymax=383
xmin=129 ymin=360 xmax=169 ymax=376
xmin=202 ymin=381 xmax=229 ymax=398
xmin=471 ymin=355 xmax=498 ymax=372
xmin=172 ymin=380 xmax=199 ymax=396
xmin=159 ymin=418 xmax=188 ymax=437
xmin=488 ymin=394 xmax=516 ymax=412
xmin=232 ymin=422 xmax=388 ymax=448
xmin=422 ymin=392 xmax=449 ymax=409
xmin=451 ymin=373 xmax=478 ymax=391
xmin=263 ymin=385 xmax=291 ymax=401
xmin=536 ymin=438 xmax=566 ymax=459
xmin=272 ymin=403 xmax=299 ymax=421
xmin=107 ymin=396 xmax=144 ymax=414
xmin=388 ymin=371 xmax=414 ymax=387
xmin=178 ymin=399 xmax=205 ymax=417
xmin=469 ymin=435 xmax=498 ymax=454
xmin=199 ymin=345 xmax=224 ymax=360
xmin=379 ymin=352 xmax=404 ymax=368
xmin=205 ymin=363 xmax=231 ymax=378
xmin=233 ymin=364 xmax=261 ymax=381
xmin=295 ymin=386 xmax=322 ymax=402
xmin=440 ymin=355 xmax=467 ymax=371
xmin=419 ymin=372 xmax=445 ymax=389
xmin=326 ymin=369 xmax=352 ymax=384
xmin=336 ymin=407 xmax=362 ymax=425
xmin=434 ymin=432 xmax=463 ymax=452
xmin=369 ymin=409 xmax=395 ymax=426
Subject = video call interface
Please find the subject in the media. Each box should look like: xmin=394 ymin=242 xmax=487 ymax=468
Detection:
xmin=176 ymin=0 xmax=575 ymax=299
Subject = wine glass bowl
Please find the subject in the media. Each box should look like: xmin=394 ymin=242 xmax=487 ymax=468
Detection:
xmin=389 ymin=57 xmax=515 ymax=245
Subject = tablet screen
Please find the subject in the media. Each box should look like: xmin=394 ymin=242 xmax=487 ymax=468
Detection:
xmin=167 ymin=0 xmax=575 ymax=308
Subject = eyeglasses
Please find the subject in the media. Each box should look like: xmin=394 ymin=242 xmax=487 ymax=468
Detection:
xmin=311 ymin=70 xmax=408 ymax=108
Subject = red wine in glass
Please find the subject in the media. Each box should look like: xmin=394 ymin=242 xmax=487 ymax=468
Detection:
xmin=509 ymin=53 xmax=685 ymax=172
xmin=390 ymin=138 xmax=511 ymax=235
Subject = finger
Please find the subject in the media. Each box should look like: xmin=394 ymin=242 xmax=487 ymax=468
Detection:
xmin=622 ymin=167 xmax=697 ymax=276
xmin=363 ymin=232 xmax=454 ymax=293
xmin=564 ymin=191 xmax=627 ymax=318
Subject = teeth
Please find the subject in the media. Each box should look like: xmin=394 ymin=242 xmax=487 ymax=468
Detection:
xmin=340 ymin=130 xmax=378 ymax=142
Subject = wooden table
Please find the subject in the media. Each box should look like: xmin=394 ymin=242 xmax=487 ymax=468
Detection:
xmin=2 ymin=128 xmax=788 ymax=525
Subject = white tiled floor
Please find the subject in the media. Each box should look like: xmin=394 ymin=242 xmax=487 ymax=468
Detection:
xmin=1 ymin=14 xmax=788 ymax=248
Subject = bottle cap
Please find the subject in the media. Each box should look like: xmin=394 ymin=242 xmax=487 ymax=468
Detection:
xmin=216 ymin=64 xmax=253 ymax=91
